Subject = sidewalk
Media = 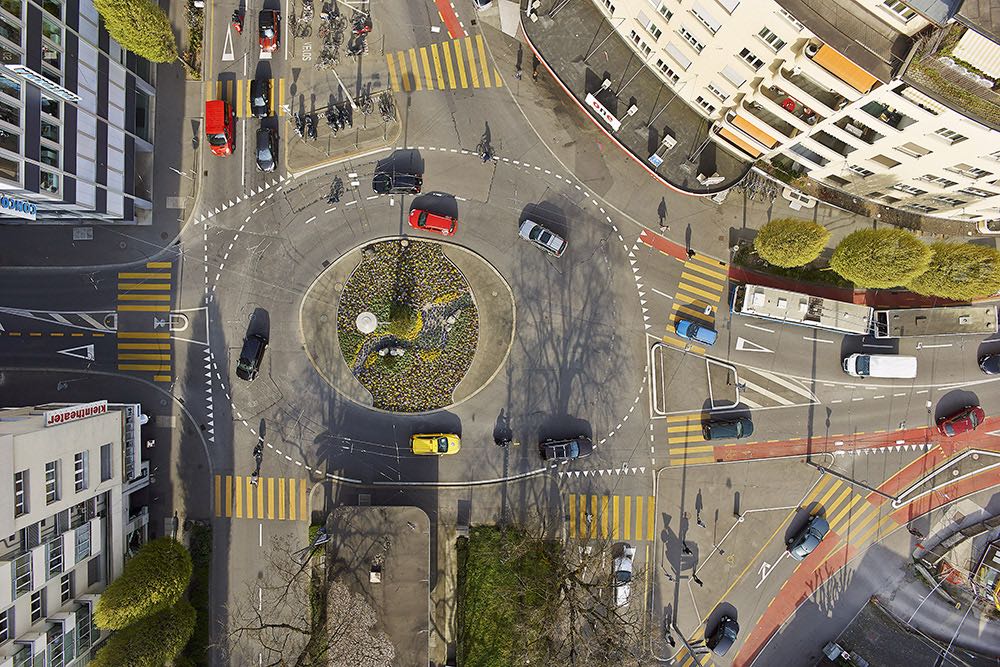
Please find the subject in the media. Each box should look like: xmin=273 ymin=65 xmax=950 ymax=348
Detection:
xmin=521 ymin=0 xmax=749 ymax=195
xmin=0 ymin=0 xmax=201 ymax=270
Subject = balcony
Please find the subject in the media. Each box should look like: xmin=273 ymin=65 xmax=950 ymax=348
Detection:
xmin=760 ymin=84 xmax=823 ymax=128
xmin=860 ymin=101 xmax=917 ymax=131
xmin=782 ymin=65 xmax=847 ymax=111
xmin=833 ymin=116 xmax=884 ymax=144
xmin=741 ymin=100 xmax=798 ymax=140
xmin=809 ymin=130 xmax=856 ymax=158
xmin=774 ymin=68 xmax=837 ymax=117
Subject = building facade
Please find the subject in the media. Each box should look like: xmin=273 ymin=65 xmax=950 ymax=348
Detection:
xmin=0 ymin=400 xmax=150 ymax=666
xmin=0 ymin=0 xmax=155 ymax=224
xmin=599 ymin=0 xmax=1000 ymax=224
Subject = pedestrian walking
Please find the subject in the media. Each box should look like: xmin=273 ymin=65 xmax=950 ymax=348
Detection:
xmin=687 ymin=248 xmax=696 ymax=259
xmin=532 ymin=66 xmax=538 ymax=81
xmin=666 ymin=633 xmax=676 ymax=648
xmin=665 ymin=572 xmax=675 ymax=582
xmin=692 ymin=575 xmax=704 ymax=587
xmin=514 ymin=68 xmax=522 ymax=80
xmin=682 ymin=542 xmax=692 ymax=555
xmin=697 ymin=517 xmax=706 ymax=528
xmin=660 ymin=224 xmax=670 ymax=232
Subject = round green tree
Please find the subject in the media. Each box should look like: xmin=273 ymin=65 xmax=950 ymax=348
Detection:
xmin=93 ymin=0 xmax=178 ymax=63
xmin=829 ymin=229 xmax=932 ymax=288
xmin=95 ymin=537 xmax=192 ymax=630
xmin=91 ymin=599 xmax=196 ymax=667
xmin=907 ymin=242 xmax=1000 ymax=300
xmin=753 ymin=218 xmax=830 ymax=268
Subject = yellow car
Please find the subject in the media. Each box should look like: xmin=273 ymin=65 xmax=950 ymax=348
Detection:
xmin=410 ymin=433 xmax=461 ymax=455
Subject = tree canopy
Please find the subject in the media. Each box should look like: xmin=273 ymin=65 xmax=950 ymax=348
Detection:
xmin=95 ymin=537 xmax=192 ymax=630
xmin=93 ymin=0 xmax=177 ymax=63
xmin=753 ymin=218 xmax=830 ymax=268
xmin=829 ymin=229 xmax=932 ymax=288
xmin=907 ymin=242 xmax=1000 ymax=300
xmin=91 ymin=599 xmax=196 ymax=667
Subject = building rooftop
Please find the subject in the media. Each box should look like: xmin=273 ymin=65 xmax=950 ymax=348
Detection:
xmin=957 ymin=0 xmax=1000 ymax=44
xmin=774 ymin=0 xmax=913 ymax=83
xmin=905 ymin=0 xmax=962 ymax=27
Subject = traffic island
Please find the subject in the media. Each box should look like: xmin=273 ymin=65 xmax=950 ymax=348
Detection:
xmin=300 ymin=237 xmax=515 ymax=412
xmin=284 ymin=97 xmax=401 ymax=175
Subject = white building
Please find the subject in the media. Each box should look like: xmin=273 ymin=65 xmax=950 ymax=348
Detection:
xmin=600 ymin=0 xmax=1000 ymax=224
xmin=0 ymin=400 xmax=150 ymax=666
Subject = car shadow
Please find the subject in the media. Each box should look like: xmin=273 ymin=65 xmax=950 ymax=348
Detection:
xmin=410 ymin=192 xmax=458 ymax=219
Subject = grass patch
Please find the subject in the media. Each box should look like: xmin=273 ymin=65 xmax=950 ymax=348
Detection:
xmin=180 ymin=523 xmax=211 ymax=666
xmin=306 ymin=524 xmax=328 ymax=663
xmin=182 ymin=0 xmax=203 ymax=80
xmin=734 ymin=245 xmax=854 ymax=288
xmin=457 ymin=526 xmax=561 ymax=667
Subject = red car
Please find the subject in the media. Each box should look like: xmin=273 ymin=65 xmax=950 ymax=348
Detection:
xmin=408 ymin=209 xmax=457 ymax=236
xmin=936 ymin=405 xmax=985 ymax=437
xmin=258 ymin=10 xmax=280 ymax=53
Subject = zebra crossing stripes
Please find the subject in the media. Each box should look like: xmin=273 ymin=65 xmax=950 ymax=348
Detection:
xmin=386 ymin=35 xmax=503 ymax=93
xmin=116 ymin=261 xmax=173 ymax=383
xmin=666 ymin=414 xmax=715 ymax=467
xmin=207 ymin=78 xmax=286 ymax=117
xmin=214 ymin=474 xmax=309 ymax=521
xmin=566 ymin=494 xmax=657 ymax=542
xmin=799 ymin=475 xmax=890 ymax=548
xmin=664 ymin=254 xmax=728 ymax=353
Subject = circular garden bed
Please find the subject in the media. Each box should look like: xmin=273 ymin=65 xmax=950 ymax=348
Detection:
xmin=336 ymin=239 xmax=480 ymax=412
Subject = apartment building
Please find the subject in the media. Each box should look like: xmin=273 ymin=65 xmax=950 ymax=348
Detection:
xmin=601 ymin=0 xmax=1000 ymax=224
xmin=0 ymin=0 xmax=155 ymax=223
xmin=0 ymin=400 xmax=150 ymax=666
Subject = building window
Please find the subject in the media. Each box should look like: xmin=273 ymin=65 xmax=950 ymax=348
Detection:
xmin=664 ymin=43 xmax=692 ymax=69
xmin=12 ymin=553 xmax=31 ymax=597
xmin=628 ymin=30 xmax=652 ymax=57
xmin=637 ymin=12 xmax=662 ymax=41
xmin=0 ymin=15 xmax=19 ymax=47
xmin=933 ymin=128 xmax=968 ymax=144
xmin=871 ymin=154 xmax=901 ymax=168
xmin=40 ymin=119 xmax=58 ymax=143
xmin=706 ymin=81 xmax=728 ymax=101
xmin=60 ymin=572 xmax=73 ymax=603
xmin=715 ymin=0 xmax=739 ymax=13
xmin=0 ymin=606 xmax=10 ymax=644
xmin=45 ymin=461 xmax=59 ymax=505
xmin=738 ymin=47 xmax=764 ymax=70
xmin=882 ymin=0 xmax=916 ymax=20
xmin=690 ymin=3 xmax=721 ymax=34
xmin=932 ymin=196 xmax=966 ymax=206
xmin=890 ymin=183 xmax=928 ymax=196
xmin=40 ymin=94 xmax=59 ymax=119
xmin=989 ymin=150 xmax=1000 ymax=162
xmin=959 ymin=187 xmax=996 ymax=198
xmin=678 ymin=26 xmax=705 ymax=53
xmin=598 ymin=0 xmax=615 ymax=14
xmin=776 ymin=7 xmax=804 ymax=30
xmin=41 ymin=0 xmax=61 ymax=19
xmin=654 ymin=58 xmax=681 ymax=85
xmin=76 ymin=603 xmax=92 ymax=654
xmin=657 ymin=2 xmax=672 ymax=21
xmin=906 ymin=203 xmax=936 ymax=213
xmin=29 ymin=590 xmax=43 ymax=623
xmin=13 ymin=470 xmax=26 ymax=517
xmin=100 ymin=444 xmax=112 ymax=481
xmin=74 ymin=452 xmax=88 ymax=492
xmin=47 ymin=538 xmax=63 ymax=579
xmin=916 ymin=174 xmax=958 ymax=188
xmin=895 ymin=142 xmax=930 ymax=158
xmin=39 ymin=170 xmax=59 ymax=194
xmin=0 ymin=73 xmax=19 ymax=101
xmin=945 ymin=163 xmax=991 ymax=179
xmin=695 ymin=95 xmax=716 ymax=114
xmin=74 ymin=524 xmax=91 ymax=562
xmin=720 ymin=64 xmax=746 ymax=87
xmin=757 ymin=27 xmax=786 ymax=51
xmin=848 ymin=164 xmax=874 ymax=177
xmin=39 ymin=144 xmax=59 ymax=168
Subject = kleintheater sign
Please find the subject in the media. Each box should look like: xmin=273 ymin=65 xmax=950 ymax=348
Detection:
xmin=44 ymin=400 xmax=108 ymax=427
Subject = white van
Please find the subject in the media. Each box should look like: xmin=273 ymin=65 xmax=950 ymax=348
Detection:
xmin=842 ymin=354 xmax=917 ymax=378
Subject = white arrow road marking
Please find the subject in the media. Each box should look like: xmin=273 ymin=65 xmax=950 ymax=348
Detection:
xmin=57 ymin=344 xmax=95 ymax=361
xmin=986 ymin=429 xmax=1000 ymax=437
xmin=755 ymin=559 xmax=777 ymax=589
xmin=735 ymin=337 xmax=774 ymax=353
xmin=223 ymin=27 xmax=235 ymax=61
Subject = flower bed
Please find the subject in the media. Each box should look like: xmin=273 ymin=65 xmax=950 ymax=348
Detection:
xmin=337 ymin=240 xmax=479 ymax=412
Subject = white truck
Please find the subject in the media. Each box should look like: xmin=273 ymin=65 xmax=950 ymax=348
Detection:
xmin=842 ymin=354 xmax=917 ymax=379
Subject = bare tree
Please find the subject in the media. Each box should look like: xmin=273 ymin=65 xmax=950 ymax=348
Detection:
xmin=224 ymin=535 xmax=395 ymax=667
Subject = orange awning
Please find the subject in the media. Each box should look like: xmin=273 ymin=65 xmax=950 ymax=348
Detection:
xmin=717 ymin=127 xmax=762 ymax=158
xmin=731 ymin=114 xmax=778 ymax=148
xmin=812 ymin=44 xmax=878 ymax=94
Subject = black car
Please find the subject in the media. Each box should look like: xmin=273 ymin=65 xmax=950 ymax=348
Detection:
xmin=539 ymin=436 xmax=593 ymax=461
xmin=236 ymin=333 xmax=268 ymax=381
xmin=702 ymin=416 xmax=754 ymax=441
xmin=707 ymin=616 xmax=739 ymax=656
xmin=255 ymin=127 xmax=277 ymax=173
xmin=980 ymin=354 xmax=1000 ymax=375
xmin=250 ymin=78 xmax=270 ymax=118
xmin=372 ymin=171 xmax=422 ymax=194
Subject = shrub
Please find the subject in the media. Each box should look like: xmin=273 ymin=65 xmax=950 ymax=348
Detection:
xmin=753 ymin=218 xmax=830 ymax=268
xmin=91 ymin=599 xmax=196 ymax=667
xmin=95 ymin=537 xmax=192 ymax=630
xmin=93 ymin=0 xmax=178 ymax=63
xmin=829 ymin=229 xmax=931 ymax=288
xmin=907 ymin=242 xmax=1000 ymax=300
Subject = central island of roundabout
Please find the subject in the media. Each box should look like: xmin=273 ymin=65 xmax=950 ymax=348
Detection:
xmin=300 ymin=237 xmax=515 ymax=413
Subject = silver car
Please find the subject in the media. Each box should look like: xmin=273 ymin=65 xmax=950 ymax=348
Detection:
xmin=518 ymin=219 xmax=567 ymax=257
xmin=613 ymin=544 xmax=636 ymax=608
xmin=787 ymin=515 xmax=830 ymax=560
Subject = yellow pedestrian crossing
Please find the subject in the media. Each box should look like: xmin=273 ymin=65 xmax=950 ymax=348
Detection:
xmin=663 ymin=254 xmax=728 ymax=354
xmin=799 ymin=475 xmax=892 ymax=549
xmin=673 ymin=644 xmax=715 ymax=667
xmin=214 ymin=474 xmax=309 ymax=521
xmin=666 ymin=414 xmax=715 ymax=466
xmin=386 ymin=37 xmax=504 ymax=93
xmin=207 ymin=78 xmax=286 ymax=117
xmin=566 ymin=494 xmax=657 ymax=542
xmin=116 ymin=262 xmax=173 ymax=383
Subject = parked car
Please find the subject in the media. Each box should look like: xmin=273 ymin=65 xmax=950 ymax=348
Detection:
xmin=539 ymin=436 xmax=593 ymax=461
xmin=250 ymin=78 xmax=270 ymax=118
xmin=410 ymin=433 xmax=461 ymax=455
xmin=236 ymin=333 xmax=268 ymax=381
xmin=205 ymin=100 xmax=235 ymax=157
xmin=674 ymin=319 xmax=717 ymax=346
xmin=707 ymin=616 xmax=740 ymax=656
xmin=372 ymin=171 xmax=422 ymax=194
xmin=979 ymin=354 xmax=1000 ymax=375
xmin=518 ymin=219 xmax=567 ymax=257
xmin=787 ymin=515 xmax=830 ymax=561
xmin=409 ymin=208 xmax=456 ymax=236
xmin=258 ymin=10 xmax=280 ymax=53
xmin=255 ymin=127 xmax=277 ymax=173
xmin=936 ymin=405 xmax=985 ymax=437
xmin=613 ymin=544 xmax=636 ymax=608
xmin=702 ymin=416 xmax=753 ymax=441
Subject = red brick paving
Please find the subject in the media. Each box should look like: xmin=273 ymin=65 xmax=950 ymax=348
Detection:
xmin=638 ymin=229 xmax=687 ymax=261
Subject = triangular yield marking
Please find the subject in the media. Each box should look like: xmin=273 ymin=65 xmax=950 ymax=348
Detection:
xmin=735 ymin=337 xmax=774 ymax=353
xmin=57 ymin=344 xmax=95 ymax=361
